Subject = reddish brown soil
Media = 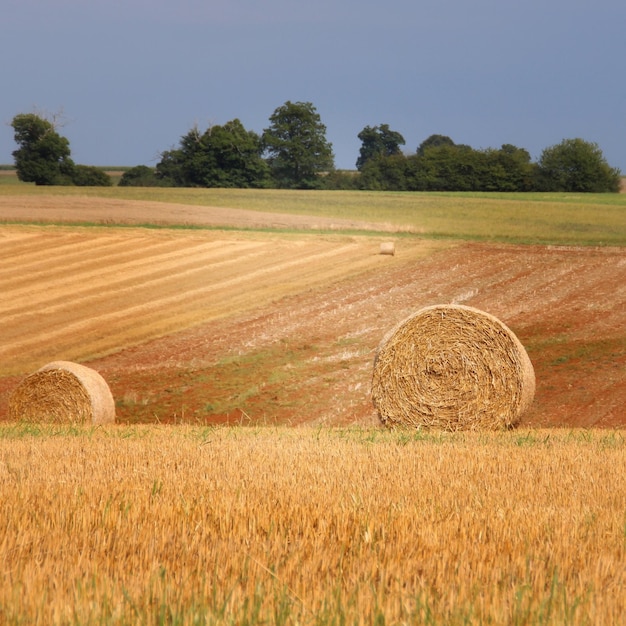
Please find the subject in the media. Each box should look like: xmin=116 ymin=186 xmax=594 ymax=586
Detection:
xmin=91 ymin=242 xmax=624 ymax=429
xmin=0 ymin=197 xmax=624 ymax=429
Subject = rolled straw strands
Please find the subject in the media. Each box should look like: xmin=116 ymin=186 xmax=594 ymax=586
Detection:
xmin=379 ymin=242 xmax=396 ymax=256
xmin=9 ymin=361 xmax=115 ymax=425
xmin=372 ymin=304 xmax=535 ymax=431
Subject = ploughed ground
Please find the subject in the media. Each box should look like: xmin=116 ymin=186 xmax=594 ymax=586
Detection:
xmin=0 ymin=196 xmax=624 ymax=428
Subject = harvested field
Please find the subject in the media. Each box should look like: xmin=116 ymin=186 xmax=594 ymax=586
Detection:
xmin=89 ymin=241 xmax=623 ymax=429
xmin=0 ymin=197 xmax=624 ymax=428
xmin=0 ymin=226 xmax=442 ymax=376
xmin=1 ymin=425 xmax=624 ymax=624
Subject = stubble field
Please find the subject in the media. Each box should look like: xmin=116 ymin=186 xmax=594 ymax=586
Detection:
xmin=1 ymin=425 xmax=624 ymax=625
xmin=0 ymin=193 xmax=624 ymax=427
xmin=0 ymin=188 xmax=624 ymax=624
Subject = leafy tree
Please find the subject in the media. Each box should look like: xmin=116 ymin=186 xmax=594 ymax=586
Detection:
xmin=416 ymin=134 xmax=455 ymax=156
xmin=358 ymin=154 xmax=409 ymax=191
xmin=200 ymin=119 xmax=269 ymax=188
xmin=356 ymin=134 xmax=619 ymax=192
xmin=485 ymin=144 xmax=535 ymax=191
xmin=118 ymin=165 xmax=161 ymax=187
xmin=71 ymin=165 xmax=112 ymax=186
xmin=155 ymin=120 xmax=269 ymax=188
xmin=11 ymin=113 xmax=74 ymax=185
xmin=262 ymin=101 xmax=334 ymax=189
xmin=356 ymin=124 xmax=405 ymax=170
xmin=12 ymin=112 xmax=112 ymax=186
xmin=405 ymin=142 xmax=536 ymax=192
xmin=536 ymin=138 xmax=621 ymax=192
xmin=407 ymin=143 xmax=473 ymax=191
xmin=155 ymin=126 xmax=215 ymax=187
xmin=155 ymin=147 xmax=188 ymax=186
xmin=359 ymin=146 xmax=501 ymax=192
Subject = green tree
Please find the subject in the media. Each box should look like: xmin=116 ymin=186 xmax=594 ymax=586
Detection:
xmin=155 ymin=120 xmax=269 ymax=188
xmin=200 ymin=119 xmax=269 ymax=188
xmin=486 ymin=144 xmax=535 ymax=191
xmin=536 ymin=138 xmax=621 ymax=192
xmin=262 ymin=101 xmax=334 ymax=189
xmin=155 ymin=147 xmax=188 ymax=186
xmin=406 ymin=142 xmax=535 ymax=192
xmin=11 ymin=113 xmax=74 ymax=185
xmin=71 ymin=165 xmax=112 ymax=186
xmin=407 ymin=143 xmax=473 ymax=191
xmin=356 ymin=124 xmax=405 ymax=170
xmin=416 ymin=134 xmax=455 ymax=156
xmin=119 ymin=165 xmax=161 ymax=187
xmin=358 ymin=154 xmax=409 ymax=191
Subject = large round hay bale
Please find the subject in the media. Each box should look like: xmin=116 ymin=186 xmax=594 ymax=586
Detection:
xmin=371 ymin=304 xmax=535 ymax=431
xmin=8 ymin=361 xmax=115 ymax=425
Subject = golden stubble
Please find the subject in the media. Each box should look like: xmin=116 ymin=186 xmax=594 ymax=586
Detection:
xmin=0 ymin=226 xmax=444 ymax=376
xmin=0 ymin=426 xmax=624 ymax=624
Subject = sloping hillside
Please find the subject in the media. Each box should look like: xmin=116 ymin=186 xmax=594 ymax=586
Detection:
xmin=90 ymin=241 xmax=625 ymax=428
xmin=0 ymin=199 xmax=624 ymax=428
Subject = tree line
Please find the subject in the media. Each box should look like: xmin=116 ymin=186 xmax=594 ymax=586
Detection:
xmin=10 ymin=113 xmax=113 ymax=187
xmin=10 ymin=103 xmax=622 ymax=192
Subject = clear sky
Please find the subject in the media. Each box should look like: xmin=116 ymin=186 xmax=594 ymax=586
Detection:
xmin=2 ymin=0 xmax=625 ymax=172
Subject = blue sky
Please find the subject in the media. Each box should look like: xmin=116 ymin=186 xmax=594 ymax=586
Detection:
xmin=2 ymin=0 xmax=625 ymax=172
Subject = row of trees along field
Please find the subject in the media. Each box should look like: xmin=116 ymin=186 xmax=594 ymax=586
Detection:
xmin=10 ymin=103 xmax=622 ymax=192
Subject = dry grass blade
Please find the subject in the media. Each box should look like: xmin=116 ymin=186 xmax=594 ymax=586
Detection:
xmin=372 ymin=304 xmax=535 ymax=430
xmin=8 ymin=360 xmax=115 ymax=424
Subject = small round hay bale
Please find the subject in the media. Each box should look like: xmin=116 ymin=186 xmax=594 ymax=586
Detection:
xmin=372 ymin=304 xmax=535 ymax=431
xmin=9 ymin=361 xmax=115 ymax=425
xmin=379 ymin=242 xmax=395 ymax=256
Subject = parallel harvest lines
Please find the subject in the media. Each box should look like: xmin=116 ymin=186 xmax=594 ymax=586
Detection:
xmin=0 ymin=239 xmax=268 ymax=315
xmin=0 ymin=232 xmax=116 ymax=271
xmin=1 ymin=242 xmax=311 ymax=333
xmin=0 ymin=227 xmax=396 ymax=374
xmin=0 ymin=233 xmax=235 ymax=286
xmin=2 ymin=243 xmax=363 ymax=352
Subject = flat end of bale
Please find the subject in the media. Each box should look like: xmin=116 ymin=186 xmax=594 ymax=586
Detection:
xmin=371 ymin=304 xmax=535 ymax=431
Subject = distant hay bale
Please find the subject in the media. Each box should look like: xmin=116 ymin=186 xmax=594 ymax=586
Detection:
xmin=379 ymin=242 xmax=395 ymax=256
xmin=9 ymin=361 xmax=115 ymax=425
xmin=371 ymin=304 xmax=535 ymax=431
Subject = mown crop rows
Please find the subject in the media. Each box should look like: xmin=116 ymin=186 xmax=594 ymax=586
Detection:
xmin=1 ymin=425 xmax=623 ymax=625
xmin=0 ymin=227 xmax=433 ymax=377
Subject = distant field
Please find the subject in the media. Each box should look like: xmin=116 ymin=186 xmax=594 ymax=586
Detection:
xmin=1 ymin=180 xmax=625 ymax=245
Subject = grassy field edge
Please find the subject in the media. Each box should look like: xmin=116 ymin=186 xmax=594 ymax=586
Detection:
xmin=1 ymin=184 xmax=625 ymax=245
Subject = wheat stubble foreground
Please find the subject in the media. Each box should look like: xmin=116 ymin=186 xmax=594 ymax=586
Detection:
xmin=0 ymin=425 xmax=624 ymax=625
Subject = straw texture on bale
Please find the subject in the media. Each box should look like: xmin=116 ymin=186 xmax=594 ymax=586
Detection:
xmin=9 ymin=361 xmax=115 ymax=425
xmin=372 ymin=304 xmax=535 ymax=431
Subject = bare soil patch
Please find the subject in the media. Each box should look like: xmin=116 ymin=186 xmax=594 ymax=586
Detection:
xmin=0 ymin=197 xmax=624 ymax=428
xmin=88 ymin=243 xmax=624 ymax=429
